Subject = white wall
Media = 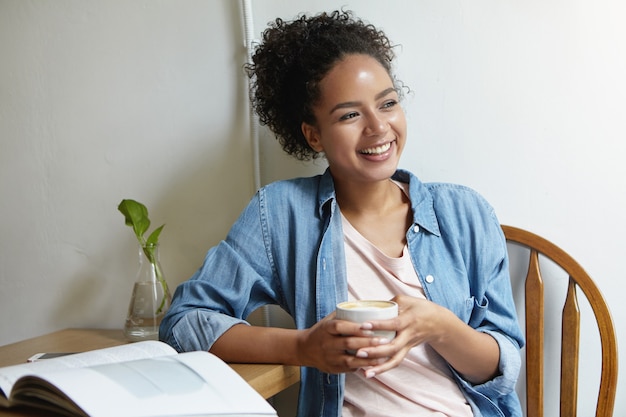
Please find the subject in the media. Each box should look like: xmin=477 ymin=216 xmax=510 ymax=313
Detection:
xmin=0 ymin=0 xmax=254 ymax=340
xmin=1 ymin=1 xmax=623 ymax=416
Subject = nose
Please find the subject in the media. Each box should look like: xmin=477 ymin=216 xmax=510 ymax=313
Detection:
xmin=364 ymin=112 xmax=387 ymax=136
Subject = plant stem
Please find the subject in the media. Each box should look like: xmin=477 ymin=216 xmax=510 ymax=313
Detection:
xmin=143 ymin=244 xmax=169 ymax=315
xmin=154 ymin=261 xmax=169 ymax=314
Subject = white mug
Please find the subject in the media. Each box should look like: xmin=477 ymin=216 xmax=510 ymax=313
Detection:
xmin=336 ymin=300 xmax=398 ymax=341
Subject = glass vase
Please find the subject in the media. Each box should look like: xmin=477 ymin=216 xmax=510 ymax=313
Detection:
xmin=123 ymin=243 xmax=172 ymax=341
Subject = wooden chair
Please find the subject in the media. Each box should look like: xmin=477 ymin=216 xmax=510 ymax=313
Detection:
xmin=502 ymin=225 xmax=618 ymax=417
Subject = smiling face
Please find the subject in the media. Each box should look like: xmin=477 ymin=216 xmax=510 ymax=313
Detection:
xmin=302 ymin=54 xmax=407 ymax=186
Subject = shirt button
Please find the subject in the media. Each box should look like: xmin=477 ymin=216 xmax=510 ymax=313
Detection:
xmin=413 ymin=225 xmax=420 ymax=233
xmin=425 ymin=275 xmax=435 ymax=283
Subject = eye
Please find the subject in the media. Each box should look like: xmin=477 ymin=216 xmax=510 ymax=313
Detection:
xmin=381 ymin=100 xmax=398 ymax=110
xmin=339 ymin=111 xmax=359 ymax=121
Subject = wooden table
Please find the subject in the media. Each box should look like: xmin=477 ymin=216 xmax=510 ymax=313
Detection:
xmin=0 ymin=328 xmax=300 ymax=416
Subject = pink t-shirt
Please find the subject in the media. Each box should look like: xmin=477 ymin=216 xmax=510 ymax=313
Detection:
xmin=341 ymin=186 xmax=472 ymax=416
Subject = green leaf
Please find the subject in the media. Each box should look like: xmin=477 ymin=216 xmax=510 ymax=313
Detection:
xmin=146 ymin=224 xmax=165 ymax=247
xmin=118 ymin=199 xmax=162 ymax=246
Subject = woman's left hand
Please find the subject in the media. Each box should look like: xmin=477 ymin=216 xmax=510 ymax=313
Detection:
xmin=352 ymin=294 xmax=442 ymax=377
xmin=353 ymin=294 xmax=500 ymax=383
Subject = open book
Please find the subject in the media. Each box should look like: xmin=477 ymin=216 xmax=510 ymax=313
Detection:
xmin=0 ymin=340 xmax=277 ymax=416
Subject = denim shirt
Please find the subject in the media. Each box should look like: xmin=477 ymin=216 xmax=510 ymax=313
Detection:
xmin=160 ymin=169 xmax=524 ymax=417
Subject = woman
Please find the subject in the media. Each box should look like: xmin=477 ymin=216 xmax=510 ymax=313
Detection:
xmin=160 ymin=10 xmax=524 ymax=417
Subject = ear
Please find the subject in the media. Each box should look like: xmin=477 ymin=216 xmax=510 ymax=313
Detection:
xmin=301 ymin=122 xmax=324 ymax=152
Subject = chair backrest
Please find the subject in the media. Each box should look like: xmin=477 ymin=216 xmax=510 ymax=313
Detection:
xmin=502 ymin=225 xmax=618 ymax=417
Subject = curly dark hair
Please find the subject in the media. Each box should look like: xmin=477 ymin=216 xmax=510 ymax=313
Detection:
xmin=245 ymin=10 xmax=402 ymax=161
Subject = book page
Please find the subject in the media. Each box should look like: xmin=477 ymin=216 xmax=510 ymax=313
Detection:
xmin=13 ymin=351 xmax=277 ymax=417
xmin=0 ymin=340 xmax=176 ymax=403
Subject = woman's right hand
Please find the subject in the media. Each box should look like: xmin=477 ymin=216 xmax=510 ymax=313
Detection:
xmin=296 ymin=312 xmax=392 ymax=374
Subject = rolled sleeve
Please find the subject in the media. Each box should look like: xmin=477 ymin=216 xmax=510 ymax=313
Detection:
xmin=449 ymin=330 xmax=523 ymax=417
xmin=166 ymin=309 xmax=249 ymax=353
xmin=474 ymin=330 xmax=522 ymax=395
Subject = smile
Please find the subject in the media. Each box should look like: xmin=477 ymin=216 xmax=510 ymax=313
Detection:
xmin=359 ymin=141 xmax=393 ymax=155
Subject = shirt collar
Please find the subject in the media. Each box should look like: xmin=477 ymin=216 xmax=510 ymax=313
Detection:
xmin=393 ymin=169 xmax=441 ymax=237
xmin=317 ymin=168 xmax=337 ymax=218
xmin=316 ymin=168 xmax=441 ymax=237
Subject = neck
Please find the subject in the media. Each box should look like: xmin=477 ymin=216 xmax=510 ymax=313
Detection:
xmin=334 ymin=177 xmax=402 ymax=216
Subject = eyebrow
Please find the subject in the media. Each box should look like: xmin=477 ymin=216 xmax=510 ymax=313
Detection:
xmin=329 ymin=87 xmax=397 ymax=115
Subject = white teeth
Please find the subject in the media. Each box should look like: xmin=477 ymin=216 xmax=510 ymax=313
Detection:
xmin=360 ymin=142 xmax=391 ymax=155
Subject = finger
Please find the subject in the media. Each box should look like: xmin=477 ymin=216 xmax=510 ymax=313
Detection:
xmin=343 ymin=354 xmax=390 ymax=372
xmin=363 ymin=317 xmax=401 ymax=331
xmin=360 ymin=348 xmax=407 ymax=378
xmin=324 ymin=349 xmax=389 ymax=374
xmin=349 ymin=336 xmax=393 ymax=359
xmin=361 ymin=357 xmax=399 ymax=378
xmin=333 ymin=320 xmax=376 ymax=337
